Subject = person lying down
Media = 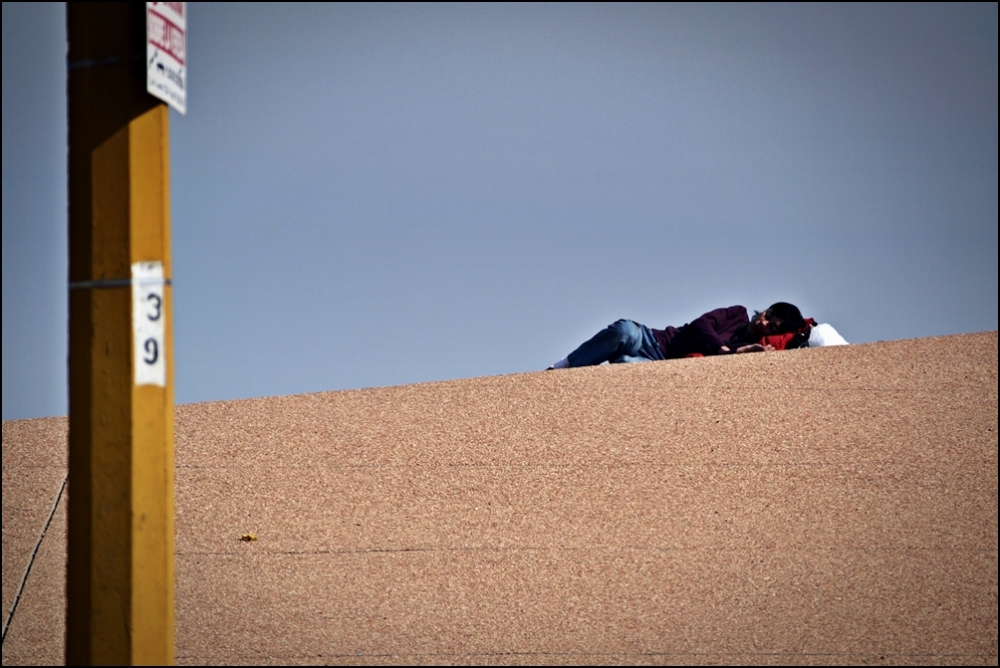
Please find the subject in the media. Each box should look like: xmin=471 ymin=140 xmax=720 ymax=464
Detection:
xmin=547 ymin=302 xmax=847 ymax=370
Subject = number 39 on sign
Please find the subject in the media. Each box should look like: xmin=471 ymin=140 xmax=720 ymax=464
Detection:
xmin=132 ymin=261 xmax=167 ymax=387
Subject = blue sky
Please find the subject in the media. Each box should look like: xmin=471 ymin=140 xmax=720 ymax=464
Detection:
xmin=3 ymin=3 xmax=997 ymax=420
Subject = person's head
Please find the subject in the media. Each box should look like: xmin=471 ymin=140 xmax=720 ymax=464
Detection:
xmin=750 ymin=302 xmax=805 ymax=337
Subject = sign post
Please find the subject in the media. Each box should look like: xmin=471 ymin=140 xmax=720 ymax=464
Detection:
xmin=67 ymin=3 xmax=184 ymax=664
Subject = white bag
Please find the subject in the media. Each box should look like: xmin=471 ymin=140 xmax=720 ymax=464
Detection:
xmin=808 ymin=323 xmax=848 ymax=347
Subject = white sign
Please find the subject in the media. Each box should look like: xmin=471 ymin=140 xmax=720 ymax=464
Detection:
xmin=147 ymin=2 xmax=186 ymax=114
xmin=132 ymin=262 xmax=167 ymax=387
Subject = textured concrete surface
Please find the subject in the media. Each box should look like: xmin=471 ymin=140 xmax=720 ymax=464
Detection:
xmin=2 ymin=416 xmax=66 ymax=663
xmin=3 ymin=331 xmax=997 ymax=665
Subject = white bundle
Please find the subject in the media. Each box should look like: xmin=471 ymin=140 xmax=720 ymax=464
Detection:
xmin=808 ymin=323 xmax=849 ymax=347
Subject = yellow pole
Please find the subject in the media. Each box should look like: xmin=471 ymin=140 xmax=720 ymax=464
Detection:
xmin=67 ymin=4 xmax=175 ymax=665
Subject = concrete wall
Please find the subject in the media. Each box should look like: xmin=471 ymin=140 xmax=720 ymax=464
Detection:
xmin=3 ymin=331 xmax=997 ymax=664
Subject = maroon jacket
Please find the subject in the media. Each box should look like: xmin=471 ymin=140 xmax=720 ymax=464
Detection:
xmin=652 ymin=306 xmax=756 ymax=358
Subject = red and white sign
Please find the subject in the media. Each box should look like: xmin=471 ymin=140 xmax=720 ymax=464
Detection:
xmin=147 ymin=2 xmax=186 ymax=114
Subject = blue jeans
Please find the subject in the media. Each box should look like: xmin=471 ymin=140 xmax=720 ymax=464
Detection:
xmin=566 ymin=319 xmax=665 ymax=367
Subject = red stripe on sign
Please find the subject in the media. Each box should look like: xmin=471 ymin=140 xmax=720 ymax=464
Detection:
xmin=153 ymin=2 xmax=185 ymax=19
xmin=148 ymin=8 xmax=185 ymax=65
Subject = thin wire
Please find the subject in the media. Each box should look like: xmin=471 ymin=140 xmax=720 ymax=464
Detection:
xmin=1 ymin=476 xmax=67 ymax=646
